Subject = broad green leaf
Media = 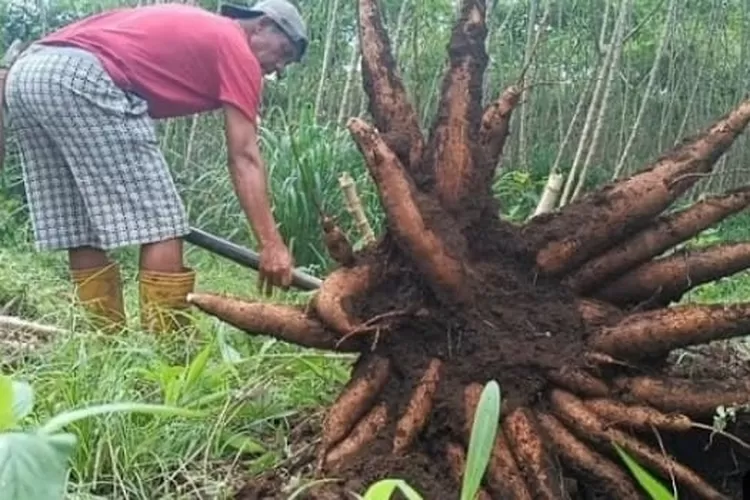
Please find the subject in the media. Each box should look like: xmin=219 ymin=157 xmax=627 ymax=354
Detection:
xmin=39 ymin=403 xmax=205 ymax=435
xmin=462 ymin=381 xmax=501 ymax=500
xmin=0 ymin=375 xmax=15 ymax=430
xmin=613 ymin=443 xmax=675 ymax=500
xmin=12 ymin=381 xmax=34 ymax=423
xmin=362 ymin=479 xmax=423 ymax=500
xmin=0 ymin=432 xmax=77 ymax=500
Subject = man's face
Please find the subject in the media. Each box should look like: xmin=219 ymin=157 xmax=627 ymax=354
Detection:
xmin=251 ymin=20 xmax=299 ymax=77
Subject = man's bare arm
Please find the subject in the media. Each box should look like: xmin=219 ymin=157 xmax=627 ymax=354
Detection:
xmin=223 ymin=103 xmax=283 ymax=248
xmin=223 ymin=103 xmax=292 ymax=292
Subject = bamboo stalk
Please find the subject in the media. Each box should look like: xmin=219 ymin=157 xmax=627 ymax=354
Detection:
xmin=339 ymin=172 xmax=376 ymax=245
xmin=532 ymin=170 xmax=564 ymax=217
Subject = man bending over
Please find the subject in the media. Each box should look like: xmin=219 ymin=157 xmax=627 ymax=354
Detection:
xmin=2 ymin=0 xmax=307 ymax=333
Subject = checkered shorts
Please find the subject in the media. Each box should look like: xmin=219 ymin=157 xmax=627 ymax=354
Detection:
xmin=4 ymin=44 xmax=190 ymax=251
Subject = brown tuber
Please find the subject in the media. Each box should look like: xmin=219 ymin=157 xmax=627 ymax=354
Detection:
xmin=590 ymin=302 xmax=750 ymax=359
xmin=185 ymin=293 xmax=362 ymax=352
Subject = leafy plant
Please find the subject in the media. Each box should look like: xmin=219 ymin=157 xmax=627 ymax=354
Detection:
xmin=0 ymin=374 xmax=203 ymax=500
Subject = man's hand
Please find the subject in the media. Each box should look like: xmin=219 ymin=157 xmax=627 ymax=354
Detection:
xmin=258 ymin=238 xmax=293 ymax=296
xmin=223 ymin=103 xmax=293 ymax=296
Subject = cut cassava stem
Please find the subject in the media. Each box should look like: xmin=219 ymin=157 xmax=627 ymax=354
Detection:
xmin=590 ymin=302 xmax=750 ymax=359
xmin=314 ymin=264 xmax=377 ymax=335
xmin=324 ymin=402 xmax=389 ymax=471
xmin=464 ymin=383 xmax=532 ymax=500
xmin=532 ymin=170 xmax=565 ymax=218
xmin=478 ymin=85 xmax=522 ymax=175
xmin=321 ymin=214 xmax=356 ymax=267
xmin=503 ymin=407 xmax=567 ymax=499
xmin=593 ymin=241 xmax=750 ymax=307
xmin=347 ymin=117 xmax=470 ymax=301
xmin=531 ymin=98 xmax=750 ymax=277
xmin=536 ymin=411 xmax=644 ymax=500
xmin=357 ymin=0 xmax=424 ymax=170
xmin=319 ymin=355 xmax=391 ymax=459
xmin=311 ymin=193 xmax=355 ymax=267
xmin=568 ymin=185 xmax=750 ymax=293
xmin=549 ymin=389 xmax=728 ymax=500
xmin=426 ymin=0 xmax=488 ymax=210
xmin=338 ymin=172 xmax=376 ymax=245
xmin=614 ymin=375 xmax=750 ymax=418
xmin=185 ymin=293 xmax=362 ymax=352
xmin=392 ymin=358 xmax=442 ymax=455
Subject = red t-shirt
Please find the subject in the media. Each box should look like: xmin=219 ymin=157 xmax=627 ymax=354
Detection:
xmin=40 ymin=3 xmax=263 ymax=122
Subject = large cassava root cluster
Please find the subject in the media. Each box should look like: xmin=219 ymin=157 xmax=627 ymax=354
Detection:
xmin=187 ymin=0 xmax=750 ymax=498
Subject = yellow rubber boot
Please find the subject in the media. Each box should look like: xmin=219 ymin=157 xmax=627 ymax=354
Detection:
xmin=70 ymin=262 xmax=126 ymax=333
xmin=138 ymin=267 xmax=196 ymax=334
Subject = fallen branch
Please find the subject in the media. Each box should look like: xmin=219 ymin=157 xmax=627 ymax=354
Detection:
xmin=0 ymin=315 xmax=64 ymax=337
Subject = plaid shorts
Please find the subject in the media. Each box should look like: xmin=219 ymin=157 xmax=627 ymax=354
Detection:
xmin=4 ymin=44 xmax=190 ymax=251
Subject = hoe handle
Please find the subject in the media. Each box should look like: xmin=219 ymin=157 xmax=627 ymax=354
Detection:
xmin=185 ymin=227 xmax=322 ymax=291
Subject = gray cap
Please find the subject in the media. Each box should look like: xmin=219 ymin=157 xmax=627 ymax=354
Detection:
xmin=220 ymin=0 xmax=308 ymax=60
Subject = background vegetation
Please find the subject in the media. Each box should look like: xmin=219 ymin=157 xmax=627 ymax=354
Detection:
xmin=3 ymin=0 xmax=750 ymax=498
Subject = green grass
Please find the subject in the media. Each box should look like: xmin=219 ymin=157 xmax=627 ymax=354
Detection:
xmin=1 ymin=237 xmax=353 ymax=499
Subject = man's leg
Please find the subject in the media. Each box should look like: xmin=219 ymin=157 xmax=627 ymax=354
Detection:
xmin=68 ymin=246 xmax=126 ymax=332
xmin=137 ymin=237 xmax=196 ymax=334
xmin=140 ymin=238 xmax=184 ymax=273
xmin=69 ymin=246 xmax=110 ymax=270
xmin=4 ymin=48 xmax=126 ymax=332
xmin=38 ymin=47 xmax=195 ymax=335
